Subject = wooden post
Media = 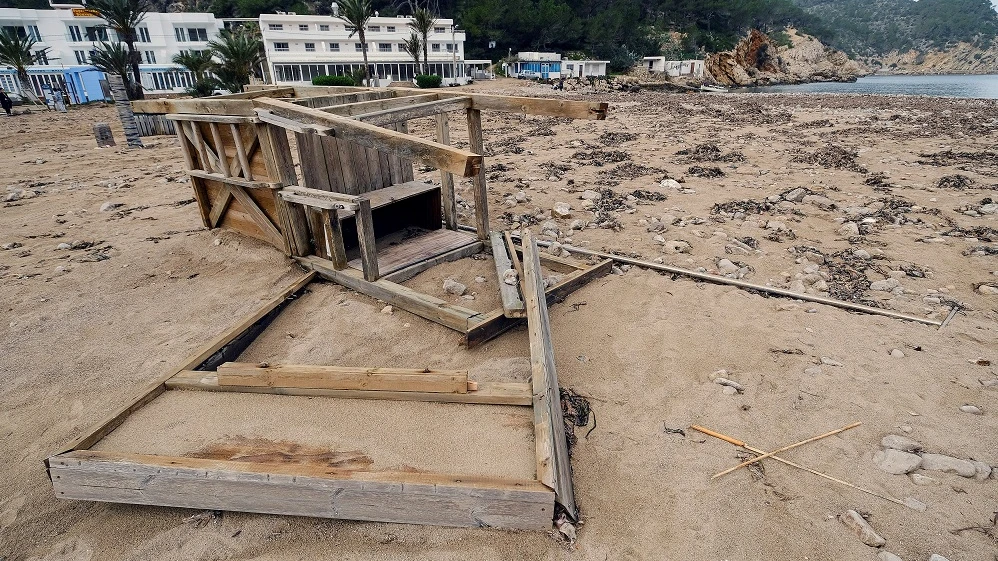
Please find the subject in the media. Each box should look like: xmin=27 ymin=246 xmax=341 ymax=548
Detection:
xmin=257 ymin=123 xmax=311 ymax=256
xmin=230 ymin=123 xmax=253 ymax=180
xmin=321 ymin=207 xmax=348 ymax=270
xmin=355 ymin=198 xmax=379 ymax=281
xmin=465 ymin=108 xmax=489 ymax=240
xmin=107 ymin=74 xmax=143 ymax=148
xmin=435 ymin=113 xmax=458 ymax=230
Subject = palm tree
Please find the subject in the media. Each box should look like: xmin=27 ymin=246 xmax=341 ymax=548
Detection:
xmin=208 ymin=29 xmax=263 ymax=93
xmin=0 ymin=29 xmax=47 ymax=105
xmin=87 ymin=0 xmax=150 ymax=100
xmin=335 ymin=0 xmax=373 ymax=86
xmin=408 ymin=7 xmax=436 ymax=75
xmin=172 ymin=50 xmax=214 ymax=81
xmin=400 ymin=31 xmax=422 ymax=76
xmin=90 ymin=40 xmax=133 ymax=93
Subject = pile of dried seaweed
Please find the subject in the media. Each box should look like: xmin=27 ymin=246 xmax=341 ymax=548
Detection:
xmin=798 ymin=119 xmax=833 ymax=128
xmin=486 ymin=135 xmax=526 ymax=156
xmin=942 ymin=226 xmax=998 ymax=242
xmin=560 ymin=388 xmax=594 ymax=451
xmin=599 ymin=162 xmax=666 ymax=180
xmin=687 ymin=165 xmax=725 ymax=178
xmin=570 ymin=150 xmax=630 ymax=166
xmin=917 ymin=150 xmax=998 ymax=167
xmin=676 ymin=142 xmax=745 ymax=163
xmin=864 ymin=172 xmax=894 ymax=192
xmin=598 ymin=131 xmax=638 ymax=146
xmin=711 ymin=198 xmax=778 ymax=216
xmin=792 ymin=144 xmax=867 ymax=173
xmin=936 ymin=174 xmax=974 ymax=190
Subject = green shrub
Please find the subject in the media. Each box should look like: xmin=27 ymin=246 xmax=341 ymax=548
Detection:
xmin=415 ymin=74 xmax=442 ymax=88
xmin=312 ymin=75 xmax=356 ymax=86
xmin=186 ymin=77 xmax=221 ymax=98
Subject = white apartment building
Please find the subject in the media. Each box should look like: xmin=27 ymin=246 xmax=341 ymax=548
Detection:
xmin=0 ymin=2 xmax=221 ymax=100
xmin=260 ymin=12 xmax=490 ymax=86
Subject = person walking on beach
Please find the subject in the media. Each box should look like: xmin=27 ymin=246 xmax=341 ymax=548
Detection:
xmin=0 ymin=89 xmax=12 ymax=116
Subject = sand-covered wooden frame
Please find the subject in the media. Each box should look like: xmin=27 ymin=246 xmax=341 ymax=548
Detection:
xmin=45 ymin=234 xmax=576 ymax=530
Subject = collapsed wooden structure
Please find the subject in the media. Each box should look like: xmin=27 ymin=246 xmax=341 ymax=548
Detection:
xmin=47 ymin=86 xmax=610 ymax=530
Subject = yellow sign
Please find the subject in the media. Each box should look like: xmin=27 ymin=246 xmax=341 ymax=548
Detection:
xmin=71 ymin=8 xmax=100 ymax=17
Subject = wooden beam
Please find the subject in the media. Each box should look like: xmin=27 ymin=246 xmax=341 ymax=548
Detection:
xmin=253 ymin=98 xmax=482 ymax=178
xmin=435 ymin=112 xmax=457 ymax=230
xmin=321 ymin=207 xmax=348 ymax=269
xmin=49 ymin=272 xmax=316 ymax=455
xmin=298 ymin=255 xmax=478 ymax=333
xmin=512 ymin=245 xmax=586 ymax=273
xmin=382 ymin=240 xmax=483 ymax=283
xmin=256 ymin=123 xmax=312 ymax=257
xmin=490 ymin=231 xmax=526 ymax=318
xmin=187 ymin=169 xmax=280 ymax=190
xmin=388 ymin=87 xmax=609 ymax=120
xmin=132 ymin=99 xmax=256 ymax=116
xmin=230 ymin=123 xmax=253 ymax=180
xmin=354 ymin=97 xmax=473 ymax=126
xmin=167 ymin=370 xmax=532 ymax=405
xmin=166 ymin=113 xmax=260 ymax=124
xmin=216 ymin=362 xmax=470 ymax=394
xmin=355 ymin=198 xmax=379 ymax=281
xmin=465 ymin=108 xmax=490 ymax=240
xmin=321 ymin=93 xmax=438 ymax=116
xmin=206 ymin=87 xmax=297 ymax=100
xmin=207 ymin=122 xmax=230 ymax=177
xmin=256 ymin=109 xmax=333 ymax=135
xmin=522 ymin=231 xmax=577 ymax=519
xmin=48 ymin=450 xmax=554 ymax=530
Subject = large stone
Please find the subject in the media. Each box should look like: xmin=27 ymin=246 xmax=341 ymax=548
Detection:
xmin=919 ymin=453 xmax=977 ymax=477
xmin=552 ymin=202 xmax=572 ymax=219
xmin=873 ymin=449 xmax=922 ymax=474
xmin=838 ymin=222 xmax=860 ymax=236
xmin=839 ymin=510 xmax=886 ymax=547
xmin=870 ymin=278 xmax=900 ymax=292
xmin=442 ymin=278 xmax=466 ymax=296
xmin=881 ymin=434 xmax=922 ymax=453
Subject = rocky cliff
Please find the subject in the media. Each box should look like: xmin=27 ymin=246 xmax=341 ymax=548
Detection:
xmin=869 ymin=39 xmax=998 ymax=74
xmin=706 ymin=29 xmax=868 ymax=87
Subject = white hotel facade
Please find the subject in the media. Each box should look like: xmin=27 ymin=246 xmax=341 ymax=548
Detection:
xmin=259 ymin=13 xmax=489 ymax=86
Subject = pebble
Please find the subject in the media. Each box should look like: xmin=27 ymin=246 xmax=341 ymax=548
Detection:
xmin=820 ymin=357 xmax=844 ymax=367
xmin=717 ymin=259 xmax=739 ymax=276
xmin=721 ymin=385 xmax=738 ymax=395
xmin=877 ymin=552 xmax=903 ymax=561
xmin=804 ymin=366 xmax=822 ymax=375
xmin=552 ymin=202 xmax=572 ymax=219
xmin=881 ymin=434 xmax=922 ymax=453
xmin=663 ymin=240 xmax=692 ymax=254
xmin=853 ymin=249 xmax=871 ymax=259
xmin=380 ymin=305 xmax=393 ymax=315
xmin=870 ymin=278 xmax=901 ymax=292
xmin=502 ymin=269 xmax=518 ymax=286
xmin=99 ymin=201 xmax=123 ymax=212
xmin=56 ymin=242 xmax=72 ymax=250
xmin=904 ymin=497 xmax=926 ymax=512
xmin=959 ymin=404 xmax=983 ymax=415
xmin=910 ymin=473 xmax=938 ymax=486
xmin=978 ymin=285 xmax=998 ymax=295
xmin=873 ymin=449 xmax=922 ymax=474
xmin=713 ymin=377 xmax=744 ymax=393
xmin=970 ymin=460 xmax=992 ymax=481
xmin=928 ymin=555 xmax=951 ymax=561
xmin=839 ymin=510 xmax=886 ymax=547
xmin=919 ymin=453 xmax=977 ymax=477
xmin=580 ymin=189 xmax=600 ymax=200
xmin=474 ymin=276 xmax=486 ymax=283
xmin=838 ymin=222 xmax=860 ymax=236
xmin=889 ymin=348 xmax=905 ymax=358
xmin=442 ymin=278 xmax=466 ymax=296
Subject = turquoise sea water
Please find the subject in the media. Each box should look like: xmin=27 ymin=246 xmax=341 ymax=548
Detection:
xmin=739 ymin=74 xmax=998 ymax=98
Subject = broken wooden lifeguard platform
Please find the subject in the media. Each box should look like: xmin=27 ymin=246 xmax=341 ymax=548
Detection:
xmin=46 ymin=85 xmax=609 ymax=530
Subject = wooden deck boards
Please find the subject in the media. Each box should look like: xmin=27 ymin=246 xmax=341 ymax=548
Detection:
xmin=348 ymin=228 xmax=478 ymax=276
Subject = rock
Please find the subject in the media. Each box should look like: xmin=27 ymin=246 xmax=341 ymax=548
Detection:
xmin=569 ymin=219 xmax=585 ymax=230
xmin=853 ymin=249 xmax=871 ymax=259
xmin=99 ymin=201 xmax=123 ymax=212
xmin=980 ymin=203 xmax=998 ymax=215
xmin=910 ymin=473 xmax=938 ymax=486
xmin=766 ymin=220 xmax=787 ymax=231
xmin=783 ymin=187 xmax=807 ymax=202
xmin=812 ymin=279 xmax=828 ymax=292
xmin=929 ymin=555 xmax=951 ymax=561
xmin=919 ymin=453 xmax=977 ymax=477
xmin=877 ymin=552 xmax=903 ymax=561
xmin=56 ymin=242 xmax=72 ymax=250
xmin=580 ymin=189 xmax=600 ymax=200
xmin=870 ymin=278 xmax=901 ymax=292
xmin=4 ymin=192 xmax=20 ymax=202
xmin=443 ymin=278 xmax=466 ymax=296
xmin=970 ymin=460 xmax=992 ymax=481
xmin=713 ymin=377 xmax=744 ymax=393
xmin=904 ymin=496 xmax=927 ymax=511
xmin=881 ymin=434 xmax=921 ymax=453
xmin=717 ymin=259 xmax=740 ymax=276
xmin=552 ymin=202 xmax=572 ymax=219
xmin=660 ymin=179 xmax=681 ymax=190
xmin=978 ymin=284 xmax=998 ymax=295
xmin=838 ymin=222 xmax=860 ymax=236
xmin=663 ymin=240 xmax=692 ymax=254
xmin=889 ymin=348 xmax=905 ymax=358
xmin=1 ymin=242 xmax=22 ymax=250
xmin=839 ymin=510 xmax=886 ymax=547
xmin=959 ymin=404 xmax=983 ymax=415
xmin=721 ymin=385 xmax=738 ymax=395
xmin=380 ymin=305 xmax=393 ymax=315
xmin=474 ymin=276 xmax=486 ymax=283
xmin=820 ymin=357 xmax=844 ymax=367
xmin=514 ymin=190 xmax=528 ymax=203
xmin=502 ymin=268 xmax=518 ymax=286
xmin=873 ymin=449 xmax=922 ymax=474
xmin=804 ymin=366 xmax=822 ymax=375
xmin=611 ymin=265 xmax=624 ymax=275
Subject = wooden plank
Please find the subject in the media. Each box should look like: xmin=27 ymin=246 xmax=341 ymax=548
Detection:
xmin=347 ymin=229 xmax=478 ymax=276
xmin=206 ymin=87 xmax=296 ymax=100
xmin=207 ymin=122 xmax=230 ymax=177
xmin=167 ymin=370 xmax=531 ymax=405
xmin=387 ymin=122 xmax=405 ymax=184
xmin=490 ymin=231 xmax=525 ymax=318
xmin=187 ymin=121 xmax=212 ymax=172
xmin=257 ymin=109 xmax=333 ymax=135
xmin=319 ymin=136 xmax=347 ymax=193
xmin=225 ymin=184 xmax=285 ymax=249
xmin=132 ymin=99 xmax=256 ymax=116
xmin=216 ymin=362 xmax=469 ymax=394
xmin=464 ymin=258 xmax=613 ymax=348
xmin=521 ymin=231 xmax=576 ymax=518
xmin=465 ymin=108 xmax=490 ymax=240
xmin=364 ymin=145 xmax=388 ymax=190
xmin=436 ymin=113 xmax=457 ymax=230
xmin=321 ymin=207 xmax=348 ymax=269
xmin=175 ymin=125 xmax=211 ymax=227
xmin=48 ymin=450 xmax=554 ymax=530
xmin=504 ymin=231 xmax=525 ymax=282
xmin=399 ymin=121 xmax=414 ymax=182
xmin=355 ymin=97 xmax=473 ymax=126
xmin=298 ymin=255 xmax=478 ymax=333
xmin=230 ymin=123 xmax=253 ymax=180
xmin=208 ymin=185 xmax=234 ymax=227
xmin=295 ymin=132 xmax=332 ymax=191
xmin=50 ymin=272 xmax=316 ymax=455
xmin=383 ymin=240 xmax=484 ymax=283
xmin=333 ymin=131 xmax=360 ymax=194
xmin=187 ymin=169 xmax=280 ymax=191
xmin=167 ymin=113 xmax=259 ymax=124
xmin=254 ymin=98 xmax=482 ymax=178
xmin=256 ymin=123 xmax=310 ymax=257
xmin=355 ymin=198 xmax=379 ymax=281
xmin=347 ymin=140 xmax=375 ymax=193
xmin=321 ymin=93 xmax=438 ymax=117
xmin=388 ymin=87 xmax=609 ymax=120
xmin=511 ymin=245 xmax=586 ymax=273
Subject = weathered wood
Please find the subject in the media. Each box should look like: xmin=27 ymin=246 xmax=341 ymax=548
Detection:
xmin=187 ymin=169 xmax=280 ymax=190
xmin=176 ymin=126 xmax=212 ymax=227
xmin=187 ymin=121 xmax=212 ymax=172
xmin=229 ymin=123 xmax=253 ymax=180
xmin=208 ymin=185 xmax=234 ymax=227
xmin=217 ymin=362 xmax=470 ymax=394
xmin=51 ymin=272 xmax=316 ymax=454
xmin=398 ymin=121 xmax=415 ymax=182
xmin=208 ymin=122 xmax=230 ymax=177
xmin=299 ymin=255 xmax=478 ymax=332
xmin=383 ymin=240 xmax=484 ymax=283
xmin=464 ymin=258 xmax=613 ymax=348
xmin=167 ymin=370 xmax=531 ymax=405
xmin=295 ymin=132 xmax=333 ymax=191
xmin=132 ymin=99 xmax=257 ymax=116
xmin=512 ymin=245 xmax=586 ymax=273
xmin=321 ymin=207 xmax=348 ymax=269
xmin=347 ymin=230 xmax=478 ymax=277
xmin=167 ymin=113 xmax=260 ymax=124
xmin=522 ymin=231 xmax=576 ymax=519
xmin=465 ymin=108 xmax=490 ymax=240
xmin=257 ymin=123 xmax=311 ymax=256
xmin=355 ymin=97 xmax=473 ymax=126
xmin=389 ymin=87 xmax=609 ymax=120
xmin=254 ymin=98 xmax=482 ymax=178
xmin=108 ymin=75 xmax=143 ymax=148
xmin=504 ymin=231 xmax=525 ymax=282
xmin=321 ymin=93 xmax=438 ymax=117
xmin=206 ymin=87 xmax=296 ymax=100
xmin=490 ymin=231 xmax=525 ymax=318
xmin=355 ymin=198 xmax=380 ymax=281
xmin=48 ymin=450 xmax=554 ymax=530
xmin=257 ymin=109 xmax=333 ymax=134
xmin=435 ymin=113 xmax=458 ymax=230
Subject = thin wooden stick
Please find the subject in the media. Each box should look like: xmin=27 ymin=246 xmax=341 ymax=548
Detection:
xmin=690 ymin=425 xmax=907 ymax=506
xmin=712 ymin=422 xmax=861 ymax=479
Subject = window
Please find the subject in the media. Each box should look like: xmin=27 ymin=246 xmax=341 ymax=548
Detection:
xmin=299 ymin=24 xmax=309 ymax=31
xmin=434 ymin=26 xmax=445 ymax=33
xmin=144 ymin=50 xmax=156 ymax=63
xmin=274 ymin=42 xmax=289 ymax=52
xmin=431 ymin=43 xmax=440 ymax=52
xmin=319 ymin=24 xmax=329 ymax=31
xmin=305 ymin=42 xmax=315 ymax=52
xmin=268 ymin=23 xmax=283 ymax=30
xmin=378 ymin=43 xmax=391 ymax=52
xmin=174 ymin=27 xmax=185 ymax=42
xmin=187 ymin=28 xmax=209 ymax=42
xmin=27 ymin=25 xmax=40 ymax=42
xmin=138 ymin=27 xmax=150 ymax=42
xmin=367 ymin=25 xmax=380 ymax=32
xmin=355 ymin=42 xmax=363 ymax=52
xmin=74 ymin=50 xmax=88 ymax=64
xmin=34 ymin=50 xmax=49 ymax=65
xmin=446 ymin=43 xmax=453 ymax=52
xmin=84 ymin=26 xmax=108 ymax=41
xmin=328 ymin=42 xmax=339 ymax=51
xmin=386 ymin=26 xmax=395 ymax=32
xmin=68 ymin=25 xmax=82 ymax=42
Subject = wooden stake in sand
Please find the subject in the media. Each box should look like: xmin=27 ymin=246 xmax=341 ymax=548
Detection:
xmin=690 ymin=424 xmax=907 ymax=507
xmin=711 ymin=421 xmax=862 ymax=479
